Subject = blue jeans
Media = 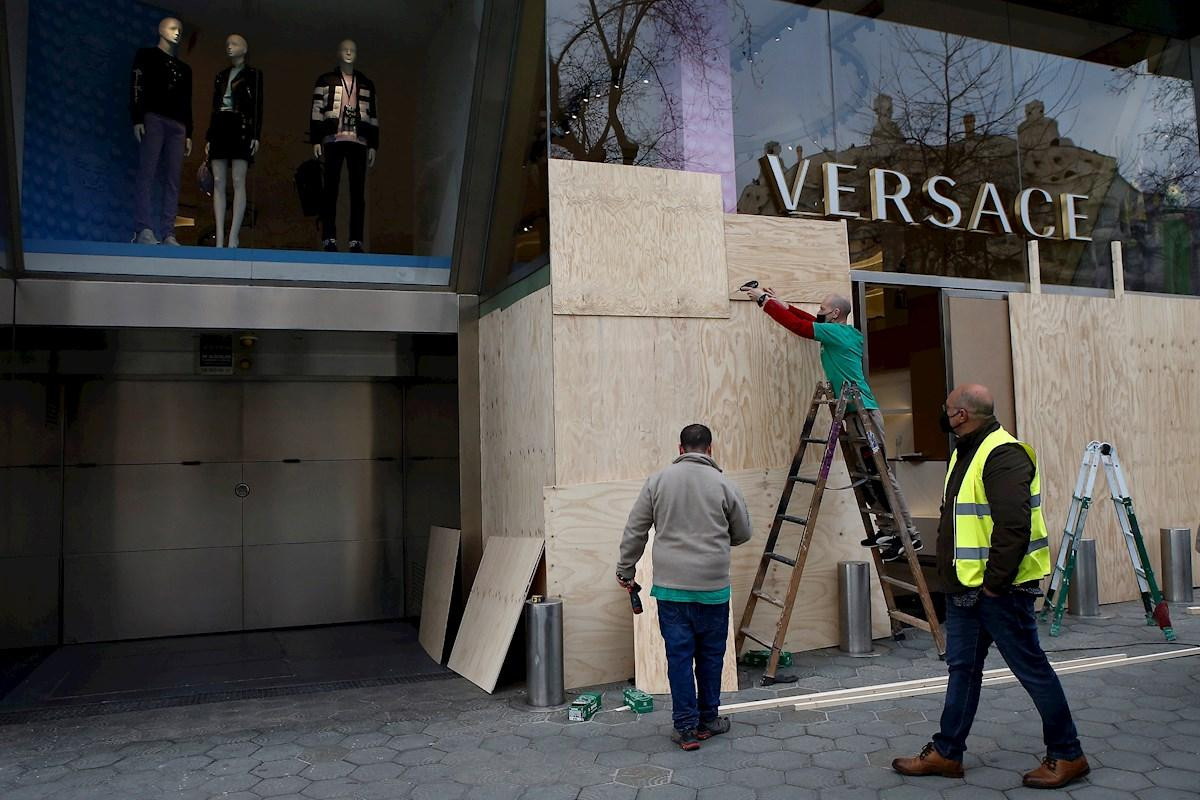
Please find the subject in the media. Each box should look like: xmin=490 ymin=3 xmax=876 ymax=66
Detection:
xmin=657 ymin=600 xmax=728 ymax=732
xmin=934 ymin=591 xmax=1082 ymax=762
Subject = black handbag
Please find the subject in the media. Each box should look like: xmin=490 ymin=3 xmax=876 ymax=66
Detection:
xmin=294 ymin=158 xmax=323 ymax=216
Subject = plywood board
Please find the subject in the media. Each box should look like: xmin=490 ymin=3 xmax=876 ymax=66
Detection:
xmin=447 ymin=536 xmax=545 ymax=692
xmin=552 ymin=301 xmax=838 ymax=485
xmin=546 ymin=465 xmax=890 ymax=689
xmin=479 ymin=287 xmax=555 ymax=540
xmin=1009 ymin=293 xmax=1200 ymax=604
xmin=419 ymin=526 xmax=461 ymax=663
xmin=632 ymin=532 xmax=739 ymax=695
xmin=947 ymin=295 xmax=1016 ymax=434
xmin=547 ymin=159 xmax=730 ymax=318
xmin=725 ymin=215 xmax=850 ymax=303
xmin=457 ymin=299 xmax=484 ymax=591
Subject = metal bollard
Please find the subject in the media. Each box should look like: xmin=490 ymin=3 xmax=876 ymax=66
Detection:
xmin=524 ymin=596 xmax=565 ymax=707
xmin=1067 ymin=539 xmax=1101 ymax=617
xmin=838 ymin=561 xmax=873 ymax=655
xmin=1160 ymin=528 xmax=1194 ymax=604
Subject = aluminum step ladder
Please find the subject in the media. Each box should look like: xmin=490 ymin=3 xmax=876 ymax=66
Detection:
xmin=1040 ymin=441 xmax=1174 ymax=640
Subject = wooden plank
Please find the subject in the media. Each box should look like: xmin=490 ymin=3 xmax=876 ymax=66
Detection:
xmin=1111 ymin=241 xmax=1125 ymax=300
xmin=447 ymin=536 xmax=545 ymax=693
xmin=545 ymin=465 xmax=890 ymax=689
xmin=479 ymin=287 xmax=555 ymax=540
xmin=632 ymin=531 xmax=739 ymax=695
xmin=553 ymin=301 xmax=841 ymax=486
xmin=1009 ymin=293 xmax=1200 ymax=603
xmin=418 ymin=526 xmax=461 ymax=663
xmin=724 ymin=215 xmax=849 ymax=303
xmin=1027 ymin=240 xmax=1041 ymax=293
xmin=947 ymin=295 xmax=1016 ymax=434
xmin=547 ymin=159 xmax=730 ymax=318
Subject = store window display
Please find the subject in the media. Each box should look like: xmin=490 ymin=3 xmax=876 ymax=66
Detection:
xmin=205 ymin=35 xmax=263 ymax=249
xmin=129 ymin=16 xmax=193 ymax=246
xmin=311 ymin=39 xmax=379 ymax=254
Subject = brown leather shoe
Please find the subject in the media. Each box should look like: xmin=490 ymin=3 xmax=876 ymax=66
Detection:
xmin=1023 ymin=754 xmax=1090 ymax=789
xmin=891 ymin=742 xmax=964 ymax=778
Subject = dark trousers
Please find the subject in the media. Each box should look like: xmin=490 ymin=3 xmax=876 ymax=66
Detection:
xmin=321 ymin=141 xmax=367 ymax=242
xmin=134 ymin=112 xmax=186 ymax=239
xmin=934 ymin=592 xmax=1082 ymax=762
xmin=657 ymin=600 xmax=727 ymax=732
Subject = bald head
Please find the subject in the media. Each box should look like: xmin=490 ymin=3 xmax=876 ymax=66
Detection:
xmin=819 ymin=294 xmax=852 ymax=324
xmin=945 ymin=383 xmax=995 ymax=435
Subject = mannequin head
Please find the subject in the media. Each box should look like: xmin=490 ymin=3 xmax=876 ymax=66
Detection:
xmin=157 ymin=17 xmax=183 ymax=52
xmin=338 ymin=39 xmax=358 ymax=70
xmin=225 ymin=34 xmax=248 ymax=64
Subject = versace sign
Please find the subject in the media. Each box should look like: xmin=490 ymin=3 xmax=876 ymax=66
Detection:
xmin=760 ymin=154 xmax=1092 ymax=241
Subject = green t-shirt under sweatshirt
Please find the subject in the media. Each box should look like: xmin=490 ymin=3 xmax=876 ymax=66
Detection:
xmin=651 ymin=585 xmax=731 ymax=604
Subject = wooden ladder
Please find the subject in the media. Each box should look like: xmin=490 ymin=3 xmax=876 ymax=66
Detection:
xmin=735 ymin=381 xmax=946 ymax=685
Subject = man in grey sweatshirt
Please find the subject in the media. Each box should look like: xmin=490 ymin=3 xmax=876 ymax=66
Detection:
xmin=616 ymin=424 xmax=754 ymax=750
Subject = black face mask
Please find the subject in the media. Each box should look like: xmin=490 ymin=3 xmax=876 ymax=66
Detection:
xmin=939 ymin=410 xmax=957 ymax=434
xmin=815 ymin=313 xmax=828 ymax=323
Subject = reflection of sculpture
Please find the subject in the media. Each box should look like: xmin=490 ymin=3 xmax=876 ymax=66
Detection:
xmin=870 ymin=94 xmax=902 ymax=144
xmin=130 ymin=17 xmax=193 ymax=245
xmin=737 ymin=141 xmax=784 ymax=214
xmin=205 ymin=35 xmax=263 ymax=249
xmin=1018 ymin=100 xmax=1072 ymax=150
xmin=310 ymin=39 xmax=379 ymax=253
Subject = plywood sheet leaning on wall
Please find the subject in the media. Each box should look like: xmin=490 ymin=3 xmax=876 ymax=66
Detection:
xmin=632 ymin=531 xmax=739 ymax=694
xmin=1009 ymin=293 xmax=1200 ymax=604
xmin=419 ymin=526 xmax=461 ymax=663
xmin=553 ymin=302 xmax=836 ymax=487
xmin=447 ymin=536 xmax=544 ymax=693
xmin=725 ymin=215 xmax=850 ymax=303
xmin=479 ymin=287 xmax=555 ymax=540
xmin=545 ymin=464 xmax=889 ymax=689
xmin=547 ymin=159 xmax=730 ymax=318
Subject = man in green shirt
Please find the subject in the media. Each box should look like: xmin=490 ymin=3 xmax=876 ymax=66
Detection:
xmin=742 ymin=287 xmax=920 ymax=559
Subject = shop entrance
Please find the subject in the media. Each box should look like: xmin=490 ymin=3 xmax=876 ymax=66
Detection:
xmin=852 ymin=275 xmax=1017 ymax=592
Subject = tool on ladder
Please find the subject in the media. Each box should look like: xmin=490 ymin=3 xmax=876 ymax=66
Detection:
xmin=1041 ymin=441 xmax=1175 ymax=640
xmin=735 ymin=381 xmax=946 ymax=685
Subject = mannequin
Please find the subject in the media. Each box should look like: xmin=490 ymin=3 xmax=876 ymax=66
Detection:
xmin=205 ymin=35 xmax=263 ymax=248
xmin=130 ymin=17 xmax=193 ymax=245
xmin=310 ymin=39 xmax=379 ymax=253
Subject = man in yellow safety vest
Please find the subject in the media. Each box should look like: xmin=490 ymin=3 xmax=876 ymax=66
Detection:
xmin=891 ymin=384 xmax=1089 ymax=790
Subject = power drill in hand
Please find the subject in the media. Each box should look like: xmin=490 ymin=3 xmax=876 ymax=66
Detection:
xmin=618 ymin=576 xmax=644 ymax=614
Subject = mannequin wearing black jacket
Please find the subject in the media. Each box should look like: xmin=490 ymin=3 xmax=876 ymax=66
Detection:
xmin=205 ymin=35 xmax=263 ymax=248
xmin=310 ymin=39 xmax=379 ymax=253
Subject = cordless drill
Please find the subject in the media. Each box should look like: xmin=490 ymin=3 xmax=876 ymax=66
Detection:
xmin=618 ymin=576 xmax=644 ymax=614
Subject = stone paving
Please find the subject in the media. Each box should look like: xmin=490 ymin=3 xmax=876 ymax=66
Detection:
xmin=0 ymin=600 xmax=1198 ymax=800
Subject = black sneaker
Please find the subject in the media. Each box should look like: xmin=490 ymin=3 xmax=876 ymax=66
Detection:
xmin=348 ymin=240 xmax=365 ymax=253
xmin=671 ymin=729 xmax=701 ymax=751
xmin=863 ymin=533 xmax=898 ymax=549
xmin=882 ymin=538 xmax=923 ymax=562
xmin=697 ymin=716 xmax=731 ymax=740
xmin=322 ymin=238 xmax=338 ymax=252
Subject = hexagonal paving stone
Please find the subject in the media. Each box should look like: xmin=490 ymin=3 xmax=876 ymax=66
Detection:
xmin=350 ymin=762 xmax=405 ymax=782
xmin=784 ymin=765 xmax=843 ymax=789
xmin=253 ymin=775 xmax=310 ymax=797
xmin=833 ymin=734 xmax=886 ymax=753
xmin=728 ymin=766 xmax=782 ymax=789
xmin=811 ymin=749 xmax=866 ymax=771
xmin=253 ymin=758 xmax=308 ymax=779
xmin=614 ymin=765 xmax=673 ymax=788
xmin=341 ymin=732 xmax=392 ymax=750
xmin=1155 ymin=750 xmax=1200 ymax=772
xmin=255 ymin=745 xmax=305 ymax=763
xmin=343 ymin=747 xmax=395 ymax=766
xmin=482 ymin=735 xmax=532 ymax=754
xmin=755 ymin=750 xmax=811 ymax=772
xmin=697 ymin=786 xmax=753 ymax=800
xmin=732 ymin=737 xmax=782 ymax=754
xmin=669 ymin=765 xmax=726 ymax=790
xmin=597 ymin=750 xmax=649 ymax=769
xmin=634 ymin=784 xmax=696 ymax=800
xmin=784 ymin=736 xmax=835 ymax=754
xmin=1148 ymin=768 xmax=1200 ymax=790
xmin=756 ymin=786 xmax=818 ymax=800
xmin=411 ymin=781 xmax=468 ymax=800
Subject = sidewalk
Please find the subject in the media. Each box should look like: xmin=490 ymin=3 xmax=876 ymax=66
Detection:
xmin=0 ymin=599 xmax=1197 ymax=800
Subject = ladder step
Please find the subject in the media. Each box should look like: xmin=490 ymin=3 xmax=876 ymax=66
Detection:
xmin=788 ymin=476 xmax=820 ymax=485
xmin=879 ymin=575 xmax=918 ymax=593
xmin=739 ymin=628 xmax=774 ymax=648
xmin=778 ymin=513 xmax=809 ymax=527
xmin=801 ymin=436 xmax=830 ymax=445
xmin=751 ymin=589 xmax=786 ymax=608
xmin=764 ymin=552 xmax=796 ymax=567
xmin=860 ymin=509 xmax=895 ymax=519
xmin=848 ymin=472 xmax=881 ymax=482
xmin=889 ymin=610 xmax=932 ymax=631
xmin=843 ymin=436 xmax=868 ymax=444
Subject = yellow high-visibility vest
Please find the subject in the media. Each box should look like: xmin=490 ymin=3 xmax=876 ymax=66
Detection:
xmin=945 ymin=427 xmax=1051 ymax=587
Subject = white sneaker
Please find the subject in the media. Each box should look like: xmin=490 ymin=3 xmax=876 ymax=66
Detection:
xmin=134 ymin=228 xmax=158 ymax=245
xmin=161 ymin=235 xmax=180 ymax=246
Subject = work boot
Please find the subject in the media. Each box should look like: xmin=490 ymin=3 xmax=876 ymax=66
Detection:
xmin=891 ymin=742 xmax=964 ymax=778
xmin=697 ymin=716 xmax=731 ymax=740
xmin=670 ymin=729 xmax=701 ymax=751
xmin=1022 ymin=754 xmax=1089 ymax=789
